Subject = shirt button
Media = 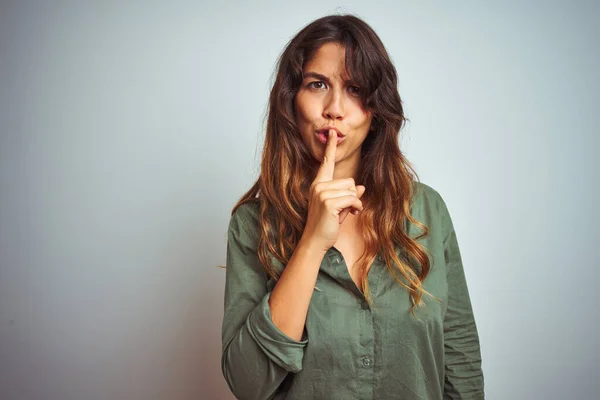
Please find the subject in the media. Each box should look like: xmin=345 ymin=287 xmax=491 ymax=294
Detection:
xmin=377 ymin=255 xmax=383 ymax=262
xmin=332 ymin=257 xmax=340 ymax=264
xmin=362 ymin=356 xmax=372 ymax=367
xmin=361 ymin=301 xmax=369 ymax=310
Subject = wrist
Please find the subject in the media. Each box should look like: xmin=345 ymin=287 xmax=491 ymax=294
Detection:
xmin=297 ymin=236 xmax=329 ymax=258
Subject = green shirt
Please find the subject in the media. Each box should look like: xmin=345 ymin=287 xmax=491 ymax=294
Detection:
xmin=221 ymin=182 xmax=485 ymax=399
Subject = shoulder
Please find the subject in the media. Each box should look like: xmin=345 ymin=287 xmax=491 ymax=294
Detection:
xmin=411 ymin=180 xmax=447 ymax=214
xmin=410 ymin=181 xmax=457 ymax=240
xmin=228 ymin=198 xmax=261 ymax=239
xmin=409 ymin=180 xmax=456 ymax=235
xmin=231 ymin=198 xmax=260 ymax=221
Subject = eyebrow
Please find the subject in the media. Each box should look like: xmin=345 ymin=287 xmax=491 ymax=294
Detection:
xmin=303 ymin=71 xmax=355 ymax=85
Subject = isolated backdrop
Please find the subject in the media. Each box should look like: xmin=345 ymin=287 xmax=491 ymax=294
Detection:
xmin=1 ymin=1 xmax=598 ymax=399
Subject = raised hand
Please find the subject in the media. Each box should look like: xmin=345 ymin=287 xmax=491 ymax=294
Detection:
xmin=301 ymin=129 xmax=366 ymax=252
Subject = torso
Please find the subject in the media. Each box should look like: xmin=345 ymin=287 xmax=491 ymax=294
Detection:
xmin=333 ymin=213 xmax=374 ymax=292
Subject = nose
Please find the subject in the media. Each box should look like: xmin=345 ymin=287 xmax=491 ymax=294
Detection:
xmin=322 ymin=88 xmax=345 ymax=121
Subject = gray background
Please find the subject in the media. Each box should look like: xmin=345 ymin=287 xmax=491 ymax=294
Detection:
xmin=1 ymin=1 xmax=598 ymax=399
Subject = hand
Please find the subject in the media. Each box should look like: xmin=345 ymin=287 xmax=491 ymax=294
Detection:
xmin=301 ymin=129 xmax=366 ymax=252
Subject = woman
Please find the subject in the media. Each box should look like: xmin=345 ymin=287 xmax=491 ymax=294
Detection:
xmin=221 ymin=14 xmax=484 ymax=400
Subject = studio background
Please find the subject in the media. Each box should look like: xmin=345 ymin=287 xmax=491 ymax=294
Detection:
xmin=1 ymin=1 xmax=598 ymax=399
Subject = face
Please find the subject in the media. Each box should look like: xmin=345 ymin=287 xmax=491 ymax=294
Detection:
xmin=294 ymin=42 xmax=373 ymax=179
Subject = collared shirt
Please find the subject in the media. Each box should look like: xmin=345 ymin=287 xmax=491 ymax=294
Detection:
xmin=221 ymin=181 xmax=485 ymax=399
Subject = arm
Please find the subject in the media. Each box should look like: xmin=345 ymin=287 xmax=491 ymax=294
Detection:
xmin=221 ymin=205 xmax=313 ymax=400
xmin=268 ymin=235 xmax=326 ymax=341
xmin=439 ymin=196 xmax=485 ymax=399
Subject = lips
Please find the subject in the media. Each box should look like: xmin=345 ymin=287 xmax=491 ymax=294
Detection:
xmin=317 ymin=127 xmax=345 ymax=137
xmin=316 ymin=129 xmax=345 ymax=145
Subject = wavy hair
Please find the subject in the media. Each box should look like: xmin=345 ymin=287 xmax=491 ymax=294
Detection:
xmin=228 ymin=14 xmax=439 ymax=316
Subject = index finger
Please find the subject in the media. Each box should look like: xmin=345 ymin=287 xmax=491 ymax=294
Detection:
xmin=314 ymin=129 xmax=337 ymax=182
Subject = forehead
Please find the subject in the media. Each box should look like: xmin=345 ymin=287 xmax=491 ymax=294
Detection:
xmin=303 ymin=42 xmax=350 ymax=81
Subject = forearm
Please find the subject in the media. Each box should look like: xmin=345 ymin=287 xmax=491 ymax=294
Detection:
xmin=268 ymin=237 xmax=326 ymax=341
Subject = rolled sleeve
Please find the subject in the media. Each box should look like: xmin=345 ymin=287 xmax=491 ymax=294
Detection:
xmin=438 ymin=195 xmax=485 ymax=399
xmin=247 ymin=291 xmax=308 ymax=373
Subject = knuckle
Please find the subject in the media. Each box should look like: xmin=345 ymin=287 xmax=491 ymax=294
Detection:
xmin=311 ymin=182 xmax=321 ymax=194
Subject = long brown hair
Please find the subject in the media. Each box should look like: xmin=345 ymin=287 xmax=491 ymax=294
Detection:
xmin=228 ymin=13 xmax=438 ymax=316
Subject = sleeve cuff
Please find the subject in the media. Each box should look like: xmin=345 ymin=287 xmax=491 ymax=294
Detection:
xmin=246 ymin=291 xmax=308 ymax=373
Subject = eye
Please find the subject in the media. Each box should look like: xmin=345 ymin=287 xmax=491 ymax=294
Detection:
xmin=307 ymin=81 xmax=326 ymax=90
xmin=306 ymin=81 xmax=361 ymax=96
xmin=348 ymin=85 xmax=361 ymax=96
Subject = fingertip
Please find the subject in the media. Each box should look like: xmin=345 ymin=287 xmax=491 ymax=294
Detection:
xmin=329 ymin=129 xmax=337 ymax=143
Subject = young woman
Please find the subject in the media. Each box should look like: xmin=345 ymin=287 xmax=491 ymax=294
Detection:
xmin=221 ymin=14 xmax=484 ymax=400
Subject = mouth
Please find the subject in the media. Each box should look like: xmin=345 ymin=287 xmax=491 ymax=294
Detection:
xmin=315 ymin=128 xmax=346 ymax=145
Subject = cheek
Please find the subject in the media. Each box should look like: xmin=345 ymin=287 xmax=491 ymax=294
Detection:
xmin=295 ymin=93 xmax=319 ymax=123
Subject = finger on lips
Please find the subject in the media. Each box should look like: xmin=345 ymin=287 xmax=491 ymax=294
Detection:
xmin=315 ymin=129 xmax=337 ymax=183
xmin=311 ymin=128 xmax=362 ymax=217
